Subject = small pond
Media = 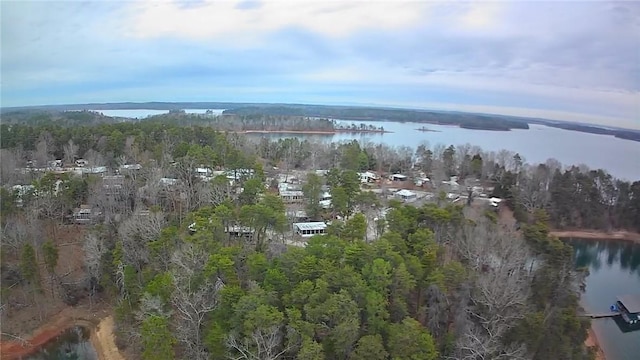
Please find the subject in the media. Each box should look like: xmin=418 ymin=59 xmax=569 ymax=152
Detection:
xmin=27 ymin=326 xmax=97 ymax=360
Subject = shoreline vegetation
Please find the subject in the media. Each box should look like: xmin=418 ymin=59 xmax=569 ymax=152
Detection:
xmin=1 ymin=103 xmax=639 ymax=141
xmin=551 ymin=229 xmax=640 ymax=243
xmin=585 ymin=328 xmax=606 ymax=360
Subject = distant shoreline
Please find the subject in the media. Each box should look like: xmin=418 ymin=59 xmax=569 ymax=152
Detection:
xmin=551 ymin=230 xmax=640 ymax=244
xmin=232 ymin=129 xmax=392 ymax=135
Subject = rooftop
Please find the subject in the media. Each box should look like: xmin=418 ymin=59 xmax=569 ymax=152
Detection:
xmin=396 ymin=189 xmax=416 ymax=197
xmin=294 ymin=222 xmax=327 ymax=231
xmin=618 ymin=294 xmax=640 ymax=313
xmin=280 ymin=190 xmax=304 ymax=197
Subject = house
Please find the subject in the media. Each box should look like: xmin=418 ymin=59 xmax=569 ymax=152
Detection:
xmin=72 ymin=205 xmax=101 ymax=224
xmin=225 ymin=168 xmax=255 ymax=180
xmin=120 ymin=163 xmax=142 ymax=171
xmin=75 ymin=159 xmax=88 ymax=167
xmin=226 ymin=225 xmax=255 ymax=239
xmin=195 ymin=167 xmax=212 ymax=176
xmin=280 ymin=190 xmax=304 ymax=203
xmin=414 ymin=177 xmax=430 ymax=187
xmin=442 ymin=177 xmax=460 ymax=192
xmin=11 ymin=184 xmax=35 ymax=207
xmin=389 ymin=174 xmax=408 ymax=182
xmin=83 ymin=166 xmax=107 ymax=175
xmin=319 ymin=199 xmax=332 ymax=209
xmin=395 ymin=189 xmax=417 ymax=201
xmin=286 ymin=209 xmax=309 ymax=222
xmin=48 ymin=160 xmax=63 ymax=169
xmin=159 ymin=177 xmax=179 ymax=187
xmin=102 ymin=175 xmax=125 ymax=195
xmin=294 ymin=222 xmax=327 ymax=237
xmin=321 ymin=191 xmax=332 ymax=201
xmin=358 ymin=171 xmax=379 ymax=183
xmin=315 ymin=170 xmax=329 ymax=176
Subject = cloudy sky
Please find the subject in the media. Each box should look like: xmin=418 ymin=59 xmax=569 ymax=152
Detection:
xmin=2 ymin=0 xmax=639 ymax=129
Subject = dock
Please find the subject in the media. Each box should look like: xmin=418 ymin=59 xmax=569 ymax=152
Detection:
xmin=580 ymin=294 xmax=640 ymax=325
xmin=582 ymin=313 xmax=620 ymax=319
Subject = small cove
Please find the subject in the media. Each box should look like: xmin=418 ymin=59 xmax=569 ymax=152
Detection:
xmin=568 ymin=238 xmax=640 ymax=360
xmin=26 ymin=326 xmax=97 ymax=360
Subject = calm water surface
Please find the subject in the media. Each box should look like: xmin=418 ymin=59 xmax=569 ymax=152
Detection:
xmin=570 ymin=238 xmax=640 ymax=360
xmin=27 ymin=326 xmax=97 ymax=360
xmin=254 ymin=120 xmax=640 ymax=181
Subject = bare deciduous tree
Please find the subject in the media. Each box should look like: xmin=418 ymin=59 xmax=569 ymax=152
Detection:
xmin=83 ymin=148 xmax=106 ymax=167
xmin=118 ymin=211 xmax=166 ymax=271
xmin=171 ymin=242 xmax=223 ymax=360
xmin=63 ymin=140 xmax=79 ymax=165
xmin=453 ymin=213 xmax=532 ymax=360
xmin=226 ymin=326 xmax=289 ymax=360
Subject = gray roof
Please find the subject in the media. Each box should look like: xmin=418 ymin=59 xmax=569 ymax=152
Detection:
xmin=293 ymin=222 xmax=327 ymax=231
xmin=280 ymin=190 xmax=304 ymax=197
xmin=617 ymin=294 xmax=640 ymax=313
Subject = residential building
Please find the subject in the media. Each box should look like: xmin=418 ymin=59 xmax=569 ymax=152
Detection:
xmin=294 ymin=222 xmax=327 ymax=237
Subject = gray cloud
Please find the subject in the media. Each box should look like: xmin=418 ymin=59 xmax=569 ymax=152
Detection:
xmin=1 ymin=1 xmax=638 ymax=128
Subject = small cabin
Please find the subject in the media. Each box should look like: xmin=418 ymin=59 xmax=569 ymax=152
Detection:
xmin=72 ymin=205 xmax=101 ymax=224
xmin=294 ymin=222 xmax=327 ymax=237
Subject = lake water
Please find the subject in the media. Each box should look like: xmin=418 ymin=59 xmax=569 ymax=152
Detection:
xmin=570 ymin=239 xmax=640 ymax=360
xmin=26 ymin=326 xmax=97 ymax=360
xmin=85 ymin=109 xmax=640 ymax=180
xmin=250 ymin=120 xmax=640 ymax=181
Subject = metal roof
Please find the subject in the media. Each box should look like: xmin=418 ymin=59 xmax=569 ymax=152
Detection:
xmin=294 ymin=222 xmax=327 ymax=231
xmin=617 ymin=294 xmax=640 ymax=313
xmin=396 ymin=189 xmax=416 ymax=197
xmin=280 ymin=190 xmax=304 ymax=197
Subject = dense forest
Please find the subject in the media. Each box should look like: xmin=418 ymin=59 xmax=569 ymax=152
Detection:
xmin=223 ymin=106 xmax=530 ymax=131
xmin=1 ymin=115 xmax=638 ymax=360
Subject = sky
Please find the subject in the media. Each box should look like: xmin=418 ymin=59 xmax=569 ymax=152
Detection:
xmin=1 ymin=0 xmax=639 ymax=129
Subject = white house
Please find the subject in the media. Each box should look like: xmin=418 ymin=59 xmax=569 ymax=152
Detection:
xmin=159 ymin=177 xmax=179 ymax=187
xmin=120 ymin=163 xmax=142 ymax=171
xmin=390 ymin=174 xmax=408 ymax=182
xmin=358 ymin=171 xmax=379 ymax=183
xmin=395 ymin=189 xmax=417 ymax=201
xmin=294 ymin=222 xmax=327 ymax=237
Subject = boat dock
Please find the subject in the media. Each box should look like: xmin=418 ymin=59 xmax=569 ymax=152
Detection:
xmin=581 ymin=294 xmax=640 ymax=324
